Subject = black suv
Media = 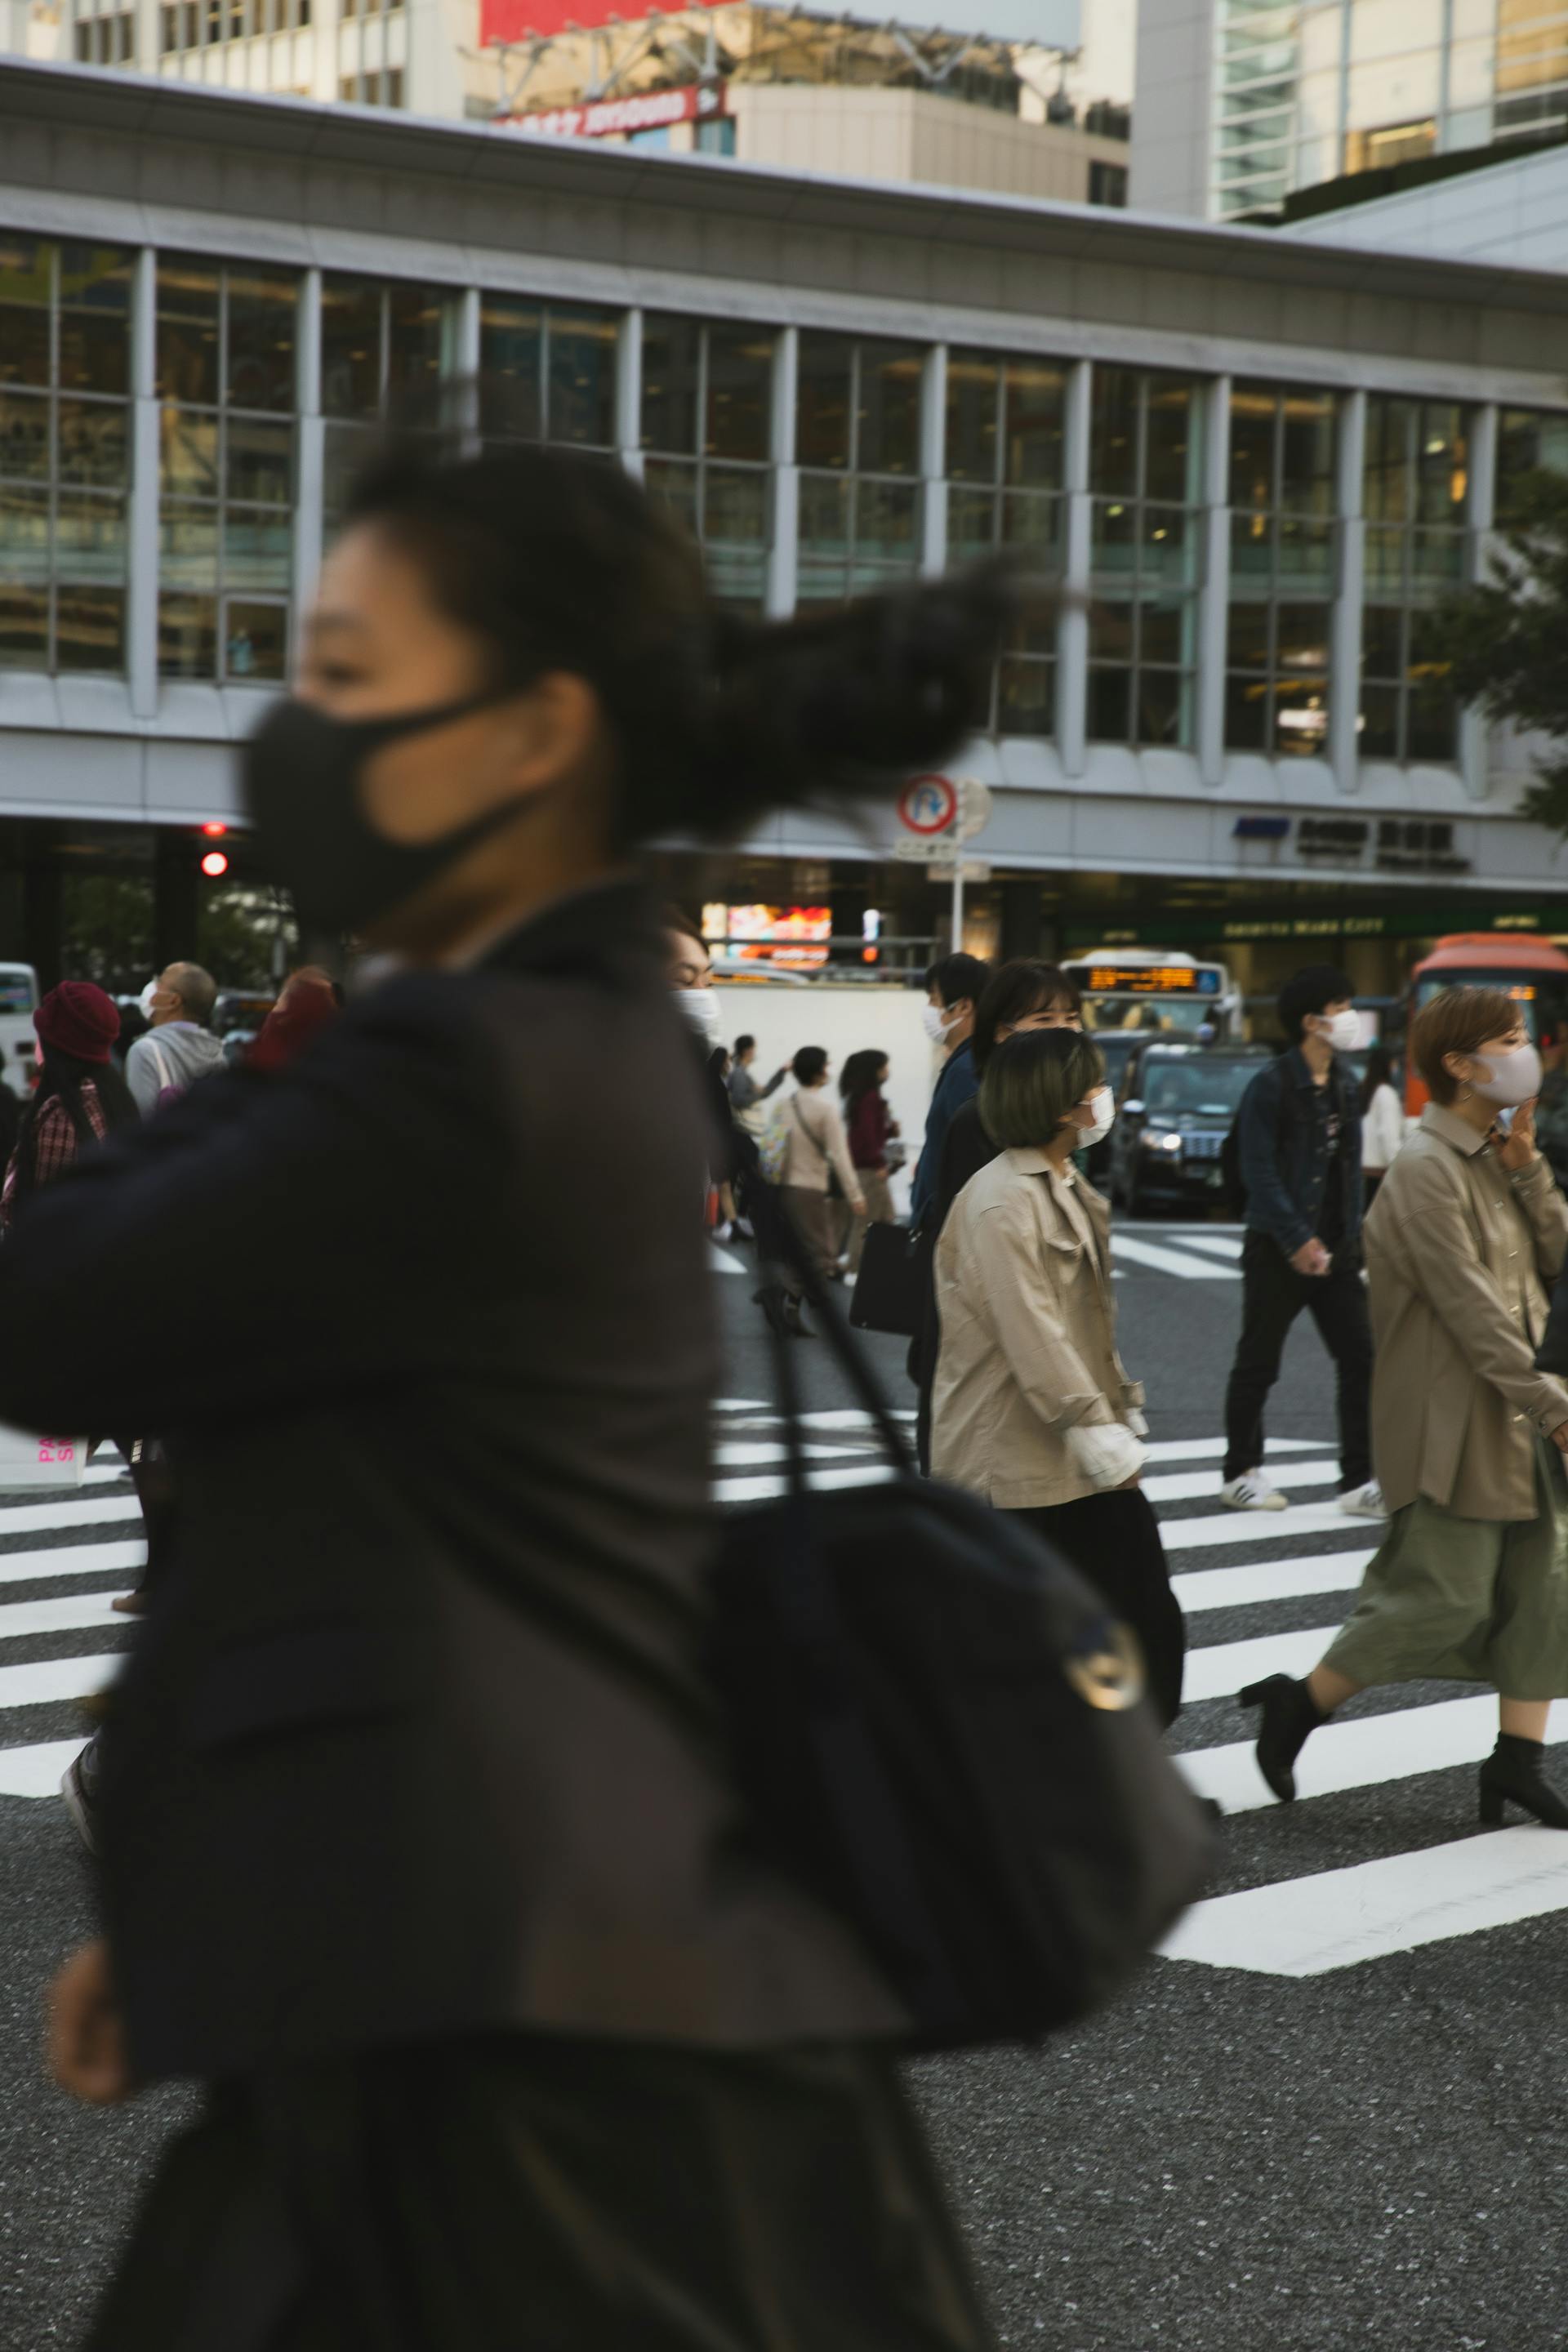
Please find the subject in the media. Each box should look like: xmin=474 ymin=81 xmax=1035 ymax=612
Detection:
xmin=1109 ymin=1042 xmax=1272 ymax=1215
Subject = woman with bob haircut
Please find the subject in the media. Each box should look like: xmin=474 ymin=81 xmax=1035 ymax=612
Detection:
xmin=1242 ymin=985 xmax=1568 ymax=1828
xmin=931 ymin=1027 xmax=1183 ymax=1726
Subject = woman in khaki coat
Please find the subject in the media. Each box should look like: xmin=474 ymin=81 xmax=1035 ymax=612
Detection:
xmin=932 ymin=1027 xmax=1184 ymax=1725
xmin=1241 ymin=985 xmax=1568 ymax=1827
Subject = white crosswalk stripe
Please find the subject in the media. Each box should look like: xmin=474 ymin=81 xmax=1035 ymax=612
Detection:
xmin=3 ymin=1410 xmax=1563 ymax=1987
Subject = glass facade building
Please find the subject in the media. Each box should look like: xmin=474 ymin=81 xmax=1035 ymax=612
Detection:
xmin=7 ymin=244 xmax=1568 ymax=783
xmin=1212 ymin=0 xmax=1568 ymax=220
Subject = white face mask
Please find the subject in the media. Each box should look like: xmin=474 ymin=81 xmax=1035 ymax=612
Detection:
xmin=1469 ymin=1041 xmax=1542 ymax=1107
xmin=138 ymin=978 xmax=163 ymax=1022
xmin=920 ymin=1001 xmax=952 ymax=1046
xmin=1076 ymin=1085 xmax=1116 ymax=1149
xmin=1316 ymin=1009 xmax=1361 ymax=1053
xmin=676 ymin=988 xmax=723 ymax=1046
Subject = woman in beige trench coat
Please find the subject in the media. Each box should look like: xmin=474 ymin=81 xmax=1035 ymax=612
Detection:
xmin=1241 ymin=985 xmax=1568 ymax=1829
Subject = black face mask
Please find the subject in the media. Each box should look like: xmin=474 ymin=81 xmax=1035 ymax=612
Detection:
xmin=242 ymin=691 xmax=531 ymax=941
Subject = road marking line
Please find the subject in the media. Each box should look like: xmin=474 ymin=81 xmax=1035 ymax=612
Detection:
xmin=1177 ymin=1694 xmax=1567 ymax=1816
xmin=1141 ymin=1437 xmax=1328 ymax=1463
xmin=0 ymin=1494 xmax=143 ymax=1539
xmin=1162 ymin=1499 xmax=1383 ymax=1552
xmin=0 ymin=1652 xmax=122 ymax=1709
xmin=1147 ymin=1458 xmax=1340 ymax=1505
xmin=709 ymin=1244 xmax=747 ymax=1276
xmin=1173 ymin=1548 xmax=1374 ymax=1613
xmin=1175 ymin=1234 xmax=1245 ymax=1259
xmin=1184 ymin=1623 xmax=1338 ymax=1702
xmin=715 ymin=1399 xmax=770 ymax=1413
xmin=0 ymin=1539 xmax=147 ymax=1589
xmin=1111 ymin=1235 xmax=1241 ymax=1281
xmin=0 ymin=1590 xmax=135 ymax=1641
xmin=713 ymin=1441 xmax=878 ymax=1468
xmin=714 ymin=1465 xmax=899 ymax=1504
xmin=0 ymin=1736 xmax=86 ymax=1799
xmin=1161 ymin=1826 xmax=1568 ymax=1976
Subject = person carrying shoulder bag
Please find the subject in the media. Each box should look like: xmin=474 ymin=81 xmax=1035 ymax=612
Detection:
xmin=777 ymin=1046 xmax=864 ymax=1284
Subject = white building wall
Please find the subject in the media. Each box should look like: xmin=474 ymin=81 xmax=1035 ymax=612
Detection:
xmin=1128 ymin=0 xmax=1214 ymax=216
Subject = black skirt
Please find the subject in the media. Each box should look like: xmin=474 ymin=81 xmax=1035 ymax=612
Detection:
xmin=1008 ymin=1486 xmax=1186 ymax=1727
xmin=85 ymin=2034 xmax=996 ymax=2352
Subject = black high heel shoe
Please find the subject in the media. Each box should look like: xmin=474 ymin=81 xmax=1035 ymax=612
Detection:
xmin=1478 ymin=1734 xmax=1568 ymax=1829
xmin=1237 ymin=1675 xmax=1324 ymax=1803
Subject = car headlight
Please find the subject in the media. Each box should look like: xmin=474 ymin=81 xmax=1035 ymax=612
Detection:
xmin=1141 ymin=1129 xmax=1183 ymax=1154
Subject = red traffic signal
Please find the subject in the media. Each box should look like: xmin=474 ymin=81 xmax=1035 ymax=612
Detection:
xmin=199 ymin=849 xmax=230 ymax=880
xmin=201 ymin=821 xmax=227 ymax=839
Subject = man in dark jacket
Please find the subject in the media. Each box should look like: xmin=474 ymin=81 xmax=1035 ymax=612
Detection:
xmin=909 ymin=951 xmax=991 ymax=1227
xmin=1221 ymin=965 xmax=1384 ymax=1519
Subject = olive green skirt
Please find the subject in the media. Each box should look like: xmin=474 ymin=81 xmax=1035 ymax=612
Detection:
xmin=1323 ymin=1440 xmax=1568 ymax=1699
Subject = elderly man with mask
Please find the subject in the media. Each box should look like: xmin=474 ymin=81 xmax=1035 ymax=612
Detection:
xmin=125 ymin=962 xmax=225 ymax=1117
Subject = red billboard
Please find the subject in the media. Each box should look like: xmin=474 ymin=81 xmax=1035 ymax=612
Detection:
xmin=482 ymin=0 xmax=664 ymax=45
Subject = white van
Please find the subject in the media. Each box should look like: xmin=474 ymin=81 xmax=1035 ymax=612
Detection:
xmin=0 ymin=965 xmax=41 ymax=1097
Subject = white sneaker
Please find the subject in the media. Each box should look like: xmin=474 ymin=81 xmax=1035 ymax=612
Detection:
xmin=1338 ymin=1479 xmax=1387 ymax=1518
xmin=1219 ymin=1470 xmax=1290 ymax=1512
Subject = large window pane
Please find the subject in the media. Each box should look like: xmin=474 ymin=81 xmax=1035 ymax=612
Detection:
xmin=0 ymin=236 xmax=50 ymax=389
xmin=1279 ymin=387 xmax=1334 ymax=513
xmin=796 ymin=335 xmax=853 ymax=469
xmin=386 ymin=284 xmax=453 ymax=414
xmin=55 ymin=584 xmax=124 ymax=672
xmin=159 ymin=593 xmax=217 ymax=678
xmin=0 ymin=391 xmax=50 ymax=480
xmin=947 ymin=485 xmax=996 ymax=562
xmin=226 ymin=270 xmax=296 ymax=412
xmin=702 ymin=465 xmax=767 ymax=546
xmin=479 ymin=298 xmax=542 ymax=441
xmin=1229 ymin=383 xmax=1276 ymax=512
xmin=1144 ymin=381 xmax=1194 ymax=501
xmin=706 ymin=325 xmax=770 ymax=463
xmin=640 ymin=315 xmax=701 ymax=455
xmin=157 ymin=259 xmax=221 ymax=408
xmin=321 ymin=277 xmax=383 ymax=419
xmin=56 ymin=491 xmax=125 ymax=577
xmin=161 ymin=408 xmax=219 ymax=498
xmin=546 ymin=309 xmax=616 ymax=448
xmin=857 ymin=345 xmax=921 ymax=476
xmin=222 ymin=509 xmax=292 ymax=593
xmin=223 ymin=599 xmax=288 ymax=681
xmin=160 ymin=501 xmax=219 ymax=591
xmin=946 ymin=352 xmax=998 ymax=482
xmin=57 ymin=245 xmax=132 ymax=397
xmin=225 ymin=416 xmax=292 ymax=506
xmin=1003 ymin=359 xmax=1065 ymax=488
xmin=0 ymin=580 xmax=48 ymax=666
xmin=1089 ymin=365 xmax=1139 ymax=498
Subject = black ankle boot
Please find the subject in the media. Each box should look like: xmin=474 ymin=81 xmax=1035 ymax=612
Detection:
xmin=1479 ymin=1734 xmax=1568 ymax=1829
xmin=1238 ymin=1674 xmax=1325 ymax=1803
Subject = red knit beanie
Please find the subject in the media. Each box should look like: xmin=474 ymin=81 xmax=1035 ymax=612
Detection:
xmin=34 ymin=981 xmax=120 ymax=1065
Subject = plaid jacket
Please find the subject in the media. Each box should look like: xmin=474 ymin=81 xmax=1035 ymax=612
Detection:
xmin=0 ymin=1083 xmax=109 ymax=1232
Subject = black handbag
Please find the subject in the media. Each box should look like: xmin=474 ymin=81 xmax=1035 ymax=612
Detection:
xmin=710 ymin=1187 xmax=1217 ymax=2051
xmin=849 ymin=1219 xmax=929 ymax=1338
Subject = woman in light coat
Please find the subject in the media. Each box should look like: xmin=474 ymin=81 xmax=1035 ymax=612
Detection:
xmin=774 ymin=1045 xmax=864 ymax=1285
xmin=932 ymin=1027 xmax=1183 ymax=1726
xmin=1241 ymin=985 xmax=1568 ymax=1827
xmin=1359 ymin=1043 xmax=1405 ymax=1205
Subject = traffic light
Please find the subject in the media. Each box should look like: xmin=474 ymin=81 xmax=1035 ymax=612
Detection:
xmin=198 ymin=821 xmax=229 ymax=880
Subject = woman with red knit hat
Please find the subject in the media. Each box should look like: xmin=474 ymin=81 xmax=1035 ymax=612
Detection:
xmin=0 ymin=982 xmax=139 ymax=1231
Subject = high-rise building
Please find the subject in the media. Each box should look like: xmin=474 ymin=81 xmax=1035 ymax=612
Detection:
xmin=1134 ymin=1 xmax=1568 ymax=223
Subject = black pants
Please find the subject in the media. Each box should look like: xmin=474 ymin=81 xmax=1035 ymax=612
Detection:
xmin=1223 ymin=1231 xmax=1372 ymax=1490
xmin=1008 ymin=1487 xmax=1185 ymax=1727
xmin=86 ymin=2035 xmax=996 ymax=2352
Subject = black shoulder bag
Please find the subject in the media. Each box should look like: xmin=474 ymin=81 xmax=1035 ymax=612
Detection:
xmin=709 ymin=1184 xmax=1217 ymax=2051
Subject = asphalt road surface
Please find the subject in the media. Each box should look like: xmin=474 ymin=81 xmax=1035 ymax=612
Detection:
xmin=3 ymin=1223 xmax=1567 ymax=2350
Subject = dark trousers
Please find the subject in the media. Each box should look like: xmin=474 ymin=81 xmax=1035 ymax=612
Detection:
xmin=1223 ymin=1230 xmax=1372 ymax=1490
xmin=1008 ymin=1487 xmax=1185 ymax=1727
xmin=86 ymin=2035 xmax=996 ymax=2352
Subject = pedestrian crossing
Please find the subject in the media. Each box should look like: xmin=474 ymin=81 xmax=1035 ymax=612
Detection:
xmin=7 ymin=1414 xmax=1568 ymax=1985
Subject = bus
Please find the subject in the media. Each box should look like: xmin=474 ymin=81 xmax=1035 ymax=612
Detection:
xmin=1405 ymin=932 xmax=1568 ymax=1114
xmin=1062 ymin=950 xmax=1241 ymax=1040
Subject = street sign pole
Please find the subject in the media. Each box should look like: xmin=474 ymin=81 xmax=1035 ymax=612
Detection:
xmin=951 ymin=859 xmax=964 ymax=959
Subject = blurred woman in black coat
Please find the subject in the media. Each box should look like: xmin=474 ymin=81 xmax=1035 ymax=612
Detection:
xmin=16 ymin=439 xmax=1014 ymax=2350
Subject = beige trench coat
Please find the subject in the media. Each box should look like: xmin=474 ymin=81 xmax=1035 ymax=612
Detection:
xmin=1365 ymin=1102 xmax=1568 ymax=1521
xmin=932 ymin=1147 xmax=1144 ymax=1508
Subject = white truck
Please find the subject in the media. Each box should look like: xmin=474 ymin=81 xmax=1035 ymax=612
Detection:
xmin=0 ymin=965 xmax=40 ymax=1097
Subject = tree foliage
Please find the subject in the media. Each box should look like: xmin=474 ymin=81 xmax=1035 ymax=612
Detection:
xmin=1435 ymin=469 xmax=1568 ymax=836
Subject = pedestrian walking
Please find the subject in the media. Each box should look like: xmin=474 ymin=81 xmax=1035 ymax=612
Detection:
xmin=1219 ymin=965 xmax=1384 ymax=1518
xmin=0 ymin=982 xmax=138 ymax=1230
xmin=124 ymin=961 xmax=225 ymax=1116
xmin=932 ymin=1028 xmax=1183 ymax=1726
xmin=909 ymin=950 xmax=991 ymax=1225
xmin=910 ymin=961 xmax=1085 ymax=1471
xmin=774 ymin=1045 xmax=864 ymax=1285
xmin=728 ymin=1032 xmax=787 ymax=1134
xmin=29 ymin=435 xmax=1010 ymax=2350
xmin=1359 ymin=1043 xmax=1404 ymax=1207
xmin=840 ymin=1048 xmax=899 ymax=1274
xmin=1241 ymin=987 xmax=1568 ymax=1828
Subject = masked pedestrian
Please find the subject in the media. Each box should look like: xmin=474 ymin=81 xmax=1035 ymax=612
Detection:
xmin=20 ymin=438 xmax=1011 ymax=2351
xmin=1242 ymin=987 xmax=1568 ymax=1826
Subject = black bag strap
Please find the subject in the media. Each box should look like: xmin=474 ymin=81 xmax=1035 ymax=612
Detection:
xmin=749 ymin=1176 xmax=916 ymax=1480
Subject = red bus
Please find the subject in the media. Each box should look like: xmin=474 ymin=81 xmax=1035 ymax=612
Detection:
xmin=1405 ymin=933 xmax=1568 ymax=1114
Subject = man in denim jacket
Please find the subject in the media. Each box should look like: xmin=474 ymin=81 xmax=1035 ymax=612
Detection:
xmin=1220 ymin=965 xmax=1386 ymax=1519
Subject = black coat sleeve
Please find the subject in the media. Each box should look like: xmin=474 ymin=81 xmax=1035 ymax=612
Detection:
xmin=0 ymin=982 xmax=513 ymax=1439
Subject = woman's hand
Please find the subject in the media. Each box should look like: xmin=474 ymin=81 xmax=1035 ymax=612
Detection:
xmin=1552 ymin=1421 xmax=1568 ymax=1456
xmin=47 ymin=1939 xmax=136 ymax=2105
xmin=1495 ymin=1100 xmax=1539 ymax=1172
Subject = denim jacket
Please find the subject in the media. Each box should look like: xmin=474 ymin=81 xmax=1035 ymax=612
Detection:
xmin=1237 ymin=1046 xmax=1363 ymax=1263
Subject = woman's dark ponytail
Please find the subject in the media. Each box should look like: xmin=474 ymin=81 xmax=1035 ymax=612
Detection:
xmin=343 ymin=430 xmax=1026 ymax=848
